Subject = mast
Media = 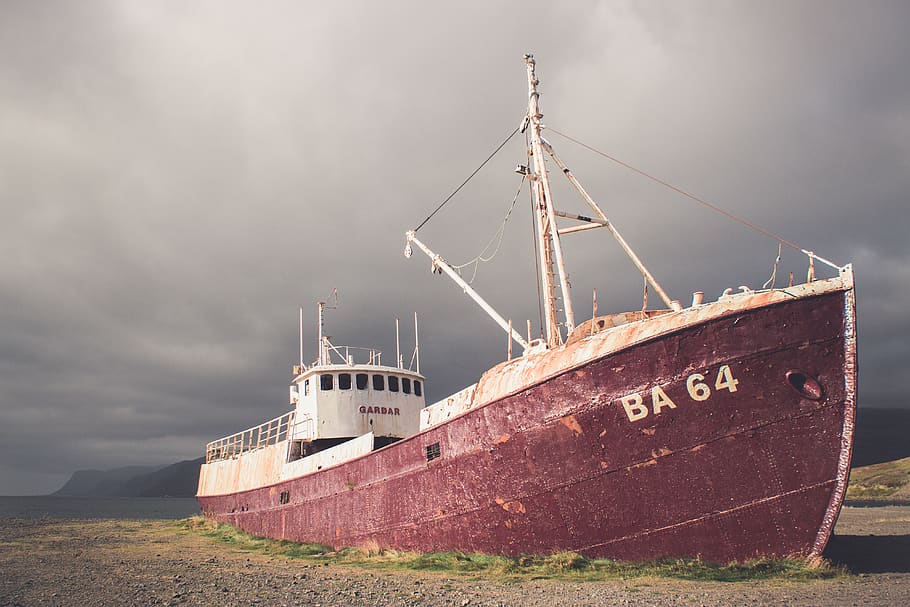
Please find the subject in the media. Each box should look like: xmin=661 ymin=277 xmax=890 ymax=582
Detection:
xmin=524 ymin=54 xmax=575 ymax=348
xmin=404 ymin=55 xmax=680 ymax=355
xmin=316 ymin=288 xmax=338 ymax=366
xmin=299 ymin=306 xmax=304 ymax=368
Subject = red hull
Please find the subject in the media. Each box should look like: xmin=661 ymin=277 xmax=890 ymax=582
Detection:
xmin=199 ymin=289 xmax=855 ymax=562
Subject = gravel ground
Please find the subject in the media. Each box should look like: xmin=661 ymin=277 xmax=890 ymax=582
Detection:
xmin=1 ymin=506 xmax=908 ymax=607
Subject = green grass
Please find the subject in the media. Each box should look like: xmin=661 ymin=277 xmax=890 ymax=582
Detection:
xmin=847 ymin=456 xmax=910 ymax=500
xmin=178 ymin=516 xmax=841 ymax=582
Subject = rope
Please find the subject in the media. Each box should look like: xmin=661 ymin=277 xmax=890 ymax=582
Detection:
xmin=763 ymin=242 xmax=783 ymax=290
xmin=548 ymin=128 xmax=807 ymax=254
xmin=452 ymin=176 xmax=526 ymax=284
xmin=413 ymin=126 xmax=521 ymax=232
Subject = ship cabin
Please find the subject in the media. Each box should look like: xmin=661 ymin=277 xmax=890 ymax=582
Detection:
xmin=199 ymin=297 xmax=429 ymax=501
xmin=287 ymin=354 xmax=425 ymax=460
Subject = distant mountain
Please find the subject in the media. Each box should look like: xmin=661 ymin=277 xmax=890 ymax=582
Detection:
xmin=52 ymin=458 xmax=204 ymax=498
xmin=53 ymin=465 xmax=164 ymax=496
xmin=120 ymin=458 xmax=205 ymax=497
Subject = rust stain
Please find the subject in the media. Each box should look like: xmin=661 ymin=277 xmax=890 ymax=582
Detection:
xmin=641 ymin=427 xmax=656 ymax=436
xmin=505 ymin=501 xmax=526 ymax=514
xmin=494 ymin=497 xmax=526 ymax=514
xmin=599 ymin=429 xmax=607 ymax=438
xmin=689 ymin=443 xmax=707 ymax=453
xmin=599 ymin=461 xmax=609 ymax=469
xmin=650 ymin=447 xmax=672 ymax=459
xmin=627 ymin=459 xmax=657 ymax=471
xmin=335 ymin=527 xmax=342 ymax=539
xmin=493 ymin=434 xmax=511 ymax=445
xmin=560 ymin=415 xmax=583 ymax=435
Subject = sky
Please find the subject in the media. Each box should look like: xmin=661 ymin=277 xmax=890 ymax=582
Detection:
xmin=1 ymin=1 xmax=908 ymax=495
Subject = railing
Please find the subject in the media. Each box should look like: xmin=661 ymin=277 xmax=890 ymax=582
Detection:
xmin=322 ymin=343 xmax=383 ymax=366
xmin=206 ymin=411 xmax=299 ymax=463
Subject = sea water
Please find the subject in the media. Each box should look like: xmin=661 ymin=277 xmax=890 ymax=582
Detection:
xmin=0 ymin=495 xmax=200 ymax=520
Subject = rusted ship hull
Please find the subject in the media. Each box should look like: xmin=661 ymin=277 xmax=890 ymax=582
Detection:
xmin=198 ymin=286 xmax=855 ymax=562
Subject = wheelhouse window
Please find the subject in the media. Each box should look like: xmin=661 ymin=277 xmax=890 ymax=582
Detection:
xmin=414 ymin=380 xmax=422 ymax=397
xmin=338 ymin=373 xmax=352 ymax=390
xmin=356 ymin=373 xmax=368 ymax=390
xmin=372 ymin=374 xmax=385 ymax=391
xmin=388 ymin=376 xmax=399 ymax=392
xmin=320 ymin=374 xmax=334 ymax=391
xmin=402 ymin=378 xmax=411 ymax=394
xmin=304 ymin=379 xmax=310 ymax=396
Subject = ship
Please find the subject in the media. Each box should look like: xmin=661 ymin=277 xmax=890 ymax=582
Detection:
xmin=197 ymin=55 xmax=856 ymax=563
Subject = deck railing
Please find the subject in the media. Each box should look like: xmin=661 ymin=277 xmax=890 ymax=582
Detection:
xmin=206 ymin=411 xmax=301 ymax=463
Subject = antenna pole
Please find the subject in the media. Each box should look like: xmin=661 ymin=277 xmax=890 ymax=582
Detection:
xmin=299 ymin=306 xmax=304 ymax=368
xmin=414 ymin=312 xmax=420 ymax=374
xmin=396 ymin=318 xmax=401 ymax=368
xmin=317 ymin=301 xmax=324 ymax=366
xmin=525 ymin=54 xmax=575 ymax=347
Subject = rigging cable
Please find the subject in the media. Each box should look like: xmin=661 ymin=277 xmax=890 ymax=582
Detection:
xmin=413 ymin=126 xmax=521 ymax=232
xmin=548 ymin=128 xmax=816 ymax=258
xmin=453 ymin=176 xmax=526 ymax=284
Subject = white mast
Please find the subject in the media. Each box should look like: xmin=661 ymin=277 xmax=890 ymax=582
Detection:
xmin=299 ymin=306 xmax=304 ymax=368
xmin=317 ymin=300 xmax=325 ymax=366
xmin=396 ymin=318 xmax=401 ymax=368
xmin=316 ymin=288 xmax=338 ymax=366
xmin=414 ymin=312 xmax=420 ymax=374
xmin=524 ymin=54 xmax=575 ymax=348
xmin=404 ymin=55 xmax=679 ymax=356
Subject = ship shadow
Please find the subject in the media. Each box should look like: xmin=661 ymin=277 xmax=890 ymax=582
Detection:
xmin=823 ymin=534 xmax=910 ymax=573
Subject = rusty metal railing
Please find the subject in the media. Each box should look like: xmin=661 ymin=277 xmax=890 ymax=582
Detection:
xmin=206 ymin=411 xmax=297 ymax=463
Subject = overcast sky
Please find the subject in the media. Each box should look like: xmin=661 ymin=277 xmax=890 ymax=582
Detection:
xmin=2 ymin=1 xmax=908 ymax=495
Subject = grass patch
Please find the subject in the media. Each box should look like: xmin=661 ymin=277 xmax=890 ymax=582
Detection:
xmin=178 ymin=516 xmax=841 ymax=582
xmin=847 ymin=456 xmax=910 ymax=500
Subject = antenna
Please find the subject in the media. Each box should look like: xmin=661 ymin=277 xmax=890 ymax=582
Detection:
xmin=395 ymin=318 xmax=401 ymax=368
xmin=414 ymin=312 xmax=420 ymax=374
xmin=298 ymin=306 xmax=304 ymax=368
xmin=317 ymin=288 xmax=338 ymax=366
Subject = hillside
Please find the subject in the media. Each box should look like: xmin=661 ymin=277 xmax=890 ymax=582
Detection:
xmin=846 ymin=455 xmax=910 ymax=501
xmin=120 ymin=458 xmax=205 ymax=497
xmin=53 ymin=465 xmax=164 ymax=496
xmin=52 ymin=458 xmax=203 ymax=498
